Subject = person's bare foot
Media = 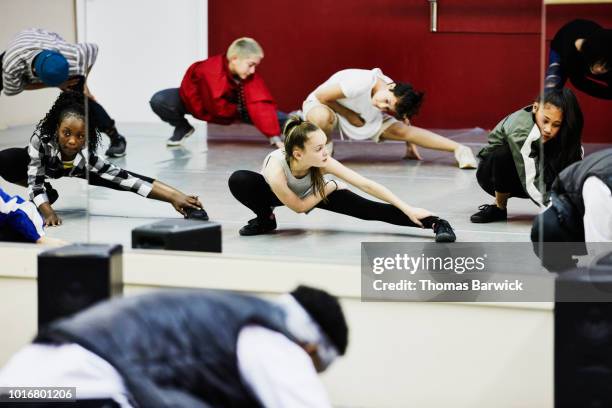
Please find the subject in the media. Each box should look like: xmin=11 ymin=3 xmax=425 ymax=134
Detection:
xmin=36 ymin=236 xmax=67 ymax=246
xmin=454 ymin=145 xmax=477 ymax=169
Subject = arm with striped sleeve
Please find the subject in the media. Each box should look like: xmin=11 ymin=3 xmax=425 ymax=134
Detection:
xmin=88 ymin=153 xmax=204 ymax=216
xmin=1 ymin=59 xmax=27 ymax=96
xmin=88 ymin=154 xmax=153 ymax=197
xmin=26 ymin=135 xmax=51 ymax=207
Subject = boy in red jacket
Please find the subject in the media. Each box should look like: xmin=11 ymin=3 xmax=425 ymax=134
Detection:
xmin=150 ymin=38 xmax=285 ymax=148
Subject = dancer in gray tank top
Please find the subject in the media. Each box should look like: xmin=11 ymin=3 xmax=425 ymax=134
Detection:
xmin=229 ymin=116 xmax=456 ymax=242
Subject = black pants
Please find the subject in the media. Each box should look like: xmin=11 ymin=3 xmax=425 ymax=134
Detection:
xmin=476 ymin=144 xmax=529 ymax=199
xmin=0 ymin=74 xmax=115 ymax=134
xmin=0 ymin=147 xmax=153 ymax=192
xmin=68 ymin=76 xmax=115 ymax=134
xmin=150 ymin=88 xmax=288 ymax=129
xmin=228 ymin=170 xmax=437 ymax=229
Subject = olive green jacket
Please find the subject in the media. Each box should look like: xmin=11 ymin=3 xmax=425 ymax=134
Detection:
xmin=478 ymin=106 xmax=547 ymax=205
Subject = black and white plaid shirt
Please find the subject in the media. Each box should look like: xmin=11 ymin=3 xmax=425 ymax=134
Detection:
xmin=28 ymin=134 xmax=153 ymax=207
xmin=2 ymin=28 xmax=98 ymax=96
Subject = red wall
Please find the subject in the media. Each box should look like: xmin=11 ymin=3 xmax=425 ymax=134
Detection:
xmin=209 ymin=0 xmax=542 ymax=131
xmin=546 ymin=4 xmax=612 ymax=143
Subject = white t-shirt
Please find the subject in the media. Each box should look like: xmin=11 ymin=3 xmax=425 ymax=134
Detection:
xmin=0 ymin=343 xmax=132 ymax=406
xmin=306 ymin=68 xmax=394 ymax=140
xmin=237 ymin=325 xmax=333 ymax=408
xmin=582 ymin=176 xmax=612 ymax=241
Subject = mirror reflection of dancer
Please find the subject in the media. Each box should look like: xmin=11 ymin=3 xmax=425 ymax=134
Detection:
xmin=471 ymin=88 xmax=583 ymax=223
xmin=302 ymin=68 xmax=477 ymax=168
xmin=0 ymin=28 xmax=127 ymax=156
xmin=545 ymin=19 xmax=611 ymax=99
xmin=229 ymin=116 xmax=456 ymax=242
xmin=0 ymin=91 xmax=206 ymax=227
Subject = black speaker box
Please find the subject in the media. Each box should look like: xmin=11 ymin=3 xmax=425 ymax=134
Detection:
xmin=132 ymin=219 xmax=221 ymax=253
xmin=555 ymin=251 xmax=612 ymax=408
xmin=37 ymin=244 xmax=123 ymax=328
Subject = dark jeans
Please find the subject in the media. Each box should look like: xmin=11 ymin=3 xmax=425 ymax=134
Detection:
xmin=476 ymin=143 xmax=529 ymax=199
xmin=228 ymin=170 xmax=438 ymax=229
xmin=150 ymin=88 xmax=288 ymax=130
xmin=0 ymin=147 xmax=153 ymax=191
xmin=68 ymin=77 xmax=115 ymax=133
xmin=0 ymin=73 xmax=115 ymax=134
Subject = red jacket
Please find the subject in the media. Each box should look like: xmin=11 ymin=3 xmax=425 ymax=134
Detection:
xmin=179 ymin=55 xmax=280 ymax=139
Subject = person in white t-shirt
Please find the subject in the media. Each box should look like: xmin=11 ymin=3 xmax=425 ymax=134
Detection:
xmin=303 ymin=68 xmax=477 ymax=169
xmin=0 ymin=286 xmax=348 ymax=407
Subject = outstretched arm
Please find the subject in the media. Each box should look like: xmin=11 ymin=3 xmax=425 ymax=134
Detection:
xmin=88 ymin=155 xmax=202 ymax=216
xmin=147 ymin=180 xmax=202 ymax=216
xmin=26 ymin=136 xmax=62 ymax=226
xmin=323 ymin=158 xmax=432 ymax=226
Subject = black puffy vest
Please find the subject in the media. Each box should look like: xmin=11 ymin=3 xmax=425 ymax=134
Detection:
xmin=553 ymin=148 xmax=612 ymax=217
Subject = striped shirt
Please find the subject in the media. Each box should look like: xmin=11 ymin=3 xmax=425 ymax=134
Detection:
xmin=27 ymin=134 xmax=153 ymax=207
xmin=1 ymin=28 xmax=98 ymax=96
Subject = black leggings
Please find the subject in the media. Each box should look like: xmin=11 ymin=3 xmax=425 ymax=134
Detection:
xmin=476 ymin=144 xmax=529 ymax=199
xmin=228 ymin=170 xmax=437 ymax=229
xmin=0 ymin=147 xmax=154 ymax=191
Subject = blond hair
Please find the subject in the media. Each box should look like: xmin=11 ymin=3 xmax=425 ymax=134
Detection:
xmin=226 ymin=37 xmax=264 ymax=59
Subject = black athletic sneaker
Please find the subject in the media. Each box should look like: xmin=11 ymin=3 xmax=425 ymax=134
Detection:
xmin=44 ymin=182 xmax=59 ymax=205
xmin=105 ymin=135 xmax=127 ymax=157
xmin=470 ymin=204 xmax=507 ymax=223
xmin=167 ymin=124 xmax=195 ymax=147
xmin=239 ymin=215 xmax=277 ymax=236
xmin=432 ymin=219 xmax=456 ymax=243
xmin=184 ymin=207 xmax=209 ymax=221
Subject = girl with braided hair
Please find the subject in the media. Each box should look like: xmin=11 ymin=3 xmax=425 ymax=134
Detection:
xmin=229 ymin=116 xmax=456 ymax=242
xmin=0 ymin=91 xmax=206 ymax=226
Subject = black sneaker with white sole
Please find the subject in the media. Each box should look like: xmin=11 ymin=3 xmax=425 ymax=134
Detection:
xmin=239 ymin=215 xmax=277 ymax=236
xmin=105 ymin=135 xmax=127 ymax=157
xmin=470 ymin=204 xmax=507 ymax=223
xmin=167 ymin=125 xmax=195 ymax=147
xmin=432 ymin=219 xmax=456 ymax=243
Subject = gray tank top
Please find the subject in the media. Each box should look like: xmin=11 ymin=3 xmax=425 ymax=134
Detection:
xmin=262 ymin=149 xmax=315 ymax=198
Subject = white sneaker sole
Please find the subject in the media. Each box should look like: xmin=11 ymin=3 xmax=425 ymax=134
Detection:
xmin=166 ymin=128 xmax=195 ymax=147
xmin=106 ymin=151 xmax=126 ymax=158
